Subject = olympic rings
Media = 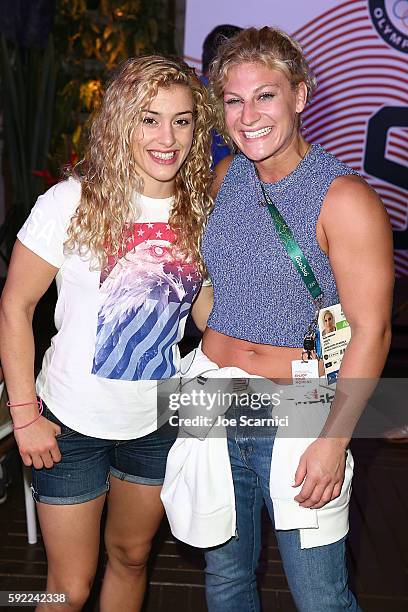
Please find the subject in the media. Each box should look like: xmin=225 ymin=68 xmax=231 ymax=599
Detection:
xmin=393 ymin=0 xmax=408 ymax=27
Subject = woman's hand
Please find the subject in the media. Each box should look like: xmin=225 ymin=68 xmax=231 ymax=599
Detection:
xmin=293 ymin=438 xmax=347 ymax=509
xmin=14 ymin=416 xmax=61 ymax=469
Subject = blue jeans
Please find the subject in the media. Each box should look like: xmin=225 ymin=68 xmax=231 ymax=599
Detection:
xmin=32 ymin=404 xmax=176 ymax=504
xmin=204 ymin=407 xmax=361 ymax=612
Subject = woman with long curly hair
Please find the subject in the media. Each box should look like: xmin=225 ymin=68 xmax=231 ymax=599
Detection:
xmin=0 ymin=55 xmax=213 ymax=611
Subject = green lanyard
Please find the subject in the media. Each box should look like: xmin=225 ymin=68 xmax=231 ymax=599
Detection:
xmin=259 ymin=182 xmax=323 ymax=306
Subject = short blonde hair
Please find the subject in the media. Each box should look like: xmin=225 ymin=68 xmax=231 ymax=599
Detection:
xmin=209 ymin=26 xmax=316 ymax=146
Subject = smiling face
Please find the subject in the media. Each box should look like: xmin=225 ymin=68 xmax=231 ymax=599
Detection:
xmin=223 ymin=62 xmax=307 ymax=166
xmin=323 ymin=312 xmax=334 ymax=330
xmin=132 ymin=84 xmax=194 ymax=198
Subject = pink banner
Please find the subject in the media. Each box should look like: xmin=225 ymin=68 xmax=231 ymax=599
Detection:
xmin=185 ymin=0 xmax=408 ymax=275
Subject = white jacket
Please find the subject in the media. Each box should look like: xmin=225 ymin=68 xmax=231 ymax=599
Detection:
xmin=160 ymin=348 xmax=353 ymax=550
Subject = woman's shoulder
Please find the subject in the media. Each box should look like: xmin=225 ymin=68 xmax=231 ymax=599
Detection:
xmin=320 ymin=172 xmax=390 ymax=240
xmin=47 ymin=176 xmax=82 ymax=207
xmin=17 ymin=178 xmax=82 ymax=268
xmin=211 ymin=153 xmax=249 ymax=199
xmin=211 ymin=155 xmax=234 ymax=198
xmin=33 ymin=177 xmax=82 ymax=224
xmin=314 ymin=144 xmax=359 ymax=178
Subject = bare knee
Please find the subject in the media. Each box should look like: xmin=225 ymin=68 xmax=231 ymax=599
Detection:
xmin=44 ymin=574 xmax=93 ymax=611
xmin=106 ymin=540 xmax=152 ymax=575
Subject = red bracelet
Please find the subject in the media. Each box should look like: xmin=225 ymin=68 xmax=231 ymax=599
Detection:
xmin=11 ymin=399 xmax=44 ymax=431
xmin=7 ymin=399 xmax=40 ymax=408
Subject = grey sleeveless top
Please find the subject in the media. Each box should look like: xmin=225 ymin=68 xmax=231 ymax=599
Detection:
xmin=201 ymin=144 xmax=357 ymax=347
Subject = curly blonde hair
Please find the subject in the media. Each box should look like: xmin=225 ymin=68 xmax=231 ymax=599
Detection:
xmin=65 ymin=55 xmax=214 ymax=274
xmin=209 ymin=26 xmax=316 ymax=148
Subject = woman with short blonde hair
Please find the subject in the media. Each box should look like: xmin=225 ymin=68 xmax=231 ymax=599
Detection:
xmin=193 ymin=25 xmax=393 ymax=611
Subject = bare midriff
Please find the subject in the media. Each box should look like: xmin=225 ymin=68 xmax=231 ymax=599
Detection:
xmin=202 ymin=327 xmax=324 ymax=379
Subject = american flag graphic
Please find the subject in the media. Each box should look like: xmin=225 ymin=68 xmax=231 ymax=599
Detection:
xmin=91 ymin=222 xmax=201 ymax=381
xmin=294 ymin=0 xmax=408 ymax=275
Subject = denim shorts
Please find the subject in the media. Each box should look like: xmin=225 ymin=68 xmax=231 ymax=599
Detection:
xmin=31 ymin=404 xmax=177 ymax=505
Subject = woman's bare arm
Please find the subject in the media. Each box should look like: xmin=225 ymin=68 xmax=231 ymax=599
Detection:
xmin=191 ymin=284 xmax=214 ymax=332
xmin=294 ymin=175 xmax=394 ymax=508
xmin=0 ymin=241 xmax=62 ymax=468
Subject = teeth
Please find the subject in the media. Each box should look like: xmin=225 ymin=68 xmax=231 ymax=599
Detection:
xmin=151 ymin=151 xmax=175 ymax=160
xmin=244 ymin=127 xmax=272 ymax=139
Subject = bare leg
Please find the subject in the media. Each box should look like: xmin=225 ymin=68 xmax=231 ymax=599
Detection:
xmin=100 ymin=477 xmax=164 ymax=612
xmin=36 ymin=495 xmax=106 ymax=611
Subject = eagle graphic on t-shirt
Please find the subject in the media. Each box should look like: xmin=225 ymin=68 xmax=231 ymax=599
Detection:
xmin=91 ymin=222 xmax=200 ymax=381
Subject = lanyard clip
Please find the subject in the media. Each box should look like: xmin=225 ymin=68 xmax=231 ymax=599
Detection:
xmin=313 ymin=293 xmax=323 ymax=312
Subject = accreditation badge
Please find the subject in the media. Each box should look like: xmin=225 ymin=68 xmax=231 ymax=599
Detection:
xmin=291 ymin=358 xmax=319 ymax=384
xmin=317 ymin=303 xmax=351 ymax=384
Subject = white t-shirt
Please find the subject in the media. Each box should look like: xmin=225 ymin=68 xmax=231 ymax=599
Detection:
xmin=18 ymin=178 xmax=202 ymax=439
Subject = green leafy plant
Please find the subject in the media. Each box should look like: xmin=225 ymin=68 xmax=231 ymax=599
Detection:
xmin=0 ymin=35 xmax=58 ymax=257
xmin=49 ymin=0 xmax=175 ymax=173
xmin=0 ymin=0 xmax=174 ymax=261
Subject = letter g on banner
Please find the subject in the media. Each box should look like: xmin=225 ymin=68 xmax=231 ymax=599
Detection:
xmin=364 ymin=106 xmax=408 ymax=249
